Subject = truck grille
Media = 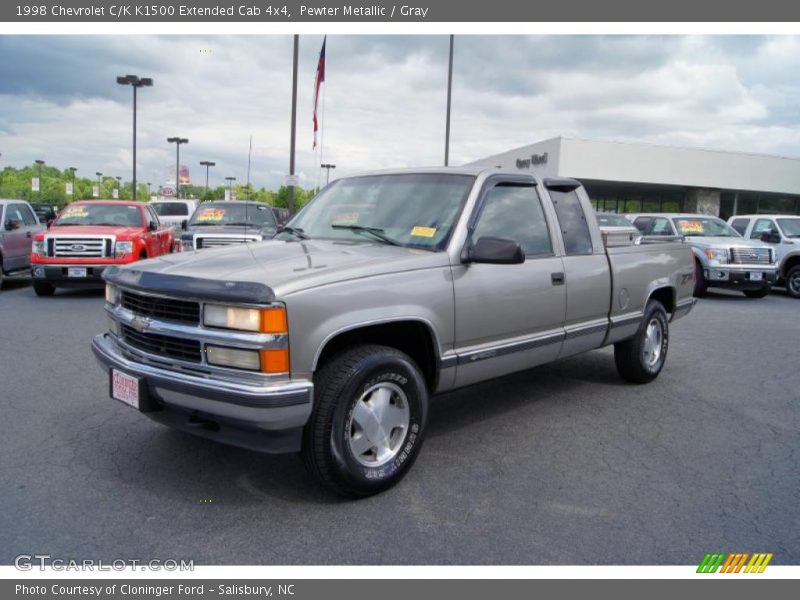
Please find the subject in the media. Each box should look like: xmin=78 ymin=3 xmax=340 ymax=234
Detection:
xmin=730 ymin=247 xmax=772 ymax=265
xmin=121 ymin=325 xmax=202 ymax=363
xmin=50 ymin=236 xmax=111 ymax=258
xmin=195 ymin=235 xmax=261 ymax=249
xmin=121 ymin=291 xmax=200 ymax=325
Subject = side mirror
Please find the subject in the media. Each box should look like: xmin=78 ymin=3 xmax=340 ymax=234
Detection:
xmin=468 ymin=236 xmax=525 ymax=265
xmin=181 ymin=219 xmax=188 ymax=231
xmin=760 ymin=230 xmax=781 ymax=244
xmin=148 ymin=221 xmax=158 ymax=232
xmin=5 ymin=220 xmax=20 ymax=231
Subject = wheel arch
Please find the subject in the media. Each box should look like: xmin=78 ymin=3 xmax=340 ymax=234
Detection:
xmin=312 ymin=319 xmax=441 ymax=392
xmin=781 ymin=252 xmax=800 ymax=279
xmin=646 ymin=286 xmax=676 ymax=314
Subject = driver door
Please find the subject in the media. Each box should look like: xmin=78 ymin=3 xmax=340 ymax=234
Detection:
xmin=452 ymin=178 xmax=567 ymax=387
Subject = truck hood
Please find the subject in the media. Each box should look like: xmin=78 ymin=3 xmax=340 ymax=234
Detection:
xmin=684 ymin=236 xmax=771 ymax=250
xmin=105 ymin=239 xmax=451 ymax=300
xmin=47 ymin=225 xmax=142 ymax=237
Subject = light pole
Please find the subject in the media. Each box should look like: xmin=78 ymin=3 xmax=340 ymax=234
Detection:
xmin=320 ymin=163 xmax=336 ymax=185
xmin=200 ymin=160 xmax=215 ymax=191
xmin=115 ymin=176 xmax=122 ymax=199
xmin=35 ymin=159 xmax=44 ymax=199
xmin=67 ymin=167 xmax=77 ymax=199
xmin=147 ymin=182 xmax=152 ymax=197
xmin=167 ymin=137 xmax=189 ymax=199
xmin=96 ymin=172 xmax=102 ymax=198
xmin=117 ymin=74 xmax=153 ymax=201
xmin=225 ymin=176 xmax=236 ymax=200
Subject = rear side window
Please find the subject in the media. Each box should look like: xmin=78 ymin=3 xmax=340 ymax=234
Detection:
xmin=472 ymin=183 xmax=552 ymax=257
xmin=730 ymin=218 xmax=749 ymax=236
xmin=633 ymin=217 xmax=652 ymax=233
xmin=549 ymin=189 xmax=593 ymax=255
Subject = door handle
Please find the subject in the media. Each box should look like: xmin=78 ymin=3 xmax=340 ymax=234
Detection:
xmin=26 ymin=231 xmax=32 ymax=238
xmin=551 ymin=272 xmax=565 ymax=285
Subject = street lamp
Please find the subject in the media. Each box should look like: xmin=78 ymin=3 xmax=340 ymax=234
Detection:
xmin=67 ymin=167 xmax=77 ymax=198
xmin=35 ymin=159 xmax=44 ymax=198
xmin=147 ymin=182 xmax=152 ymax=197
xmin=199 ymin=160 xmax=216 ymax=191
xmin=321 ymin=163 xmax=336 ymax=185
xmin=225 ymin=176 xmax=236 ymax=200
xmin=115 ymin=176 xmax=122 ymax=199
xmin=167 ymin=137 xmax=189 ymax=198
xmin=96 ymin=172 xmax=102 ymax=198
xmin=117 ymin=74 xmax=153 ymax=201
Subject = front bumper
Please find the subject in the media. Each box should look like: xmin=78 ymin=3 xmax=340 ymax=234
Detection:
xmin=704 ymin=265 xmax=777 ymax=289
xmin=91 ymin=333 xmax=313 ymax=453
xmin=31 ymin=263 xmax=108 ymax=286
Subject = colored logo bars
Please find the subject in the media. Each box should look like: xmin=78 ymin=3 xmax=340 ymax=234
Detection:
xmin=697 ymin=552 xmax=773 ymax=573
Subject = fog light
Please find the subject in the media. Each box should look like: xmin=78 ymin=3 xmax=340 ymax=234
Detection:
xmin=32 ymin=266 xmax=44 ymax=278
xmin=206 ymin=346 xmax=261 ymax=371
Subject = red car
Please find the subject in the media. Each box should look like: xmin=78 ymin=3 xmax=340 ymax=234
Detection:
xmin=30 ymin=200 xmax=173 ymax=296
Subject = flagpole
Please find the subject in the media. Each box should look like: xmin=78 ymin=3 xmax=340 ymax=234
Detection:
xmin=288 ymin=34 xmax=299 ymax=216
xmin=318 ymin=60 xmax=327 ymax=191
xmin=444 ymin=34 xmax=454 ymax=167
xmin=246 ymin=135 xmax=252 ymax=200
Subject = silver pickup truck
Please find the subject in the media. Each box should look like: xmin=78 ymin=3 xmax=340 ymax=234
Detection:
xmin=93 ymin=168 xmax=696 ymax=497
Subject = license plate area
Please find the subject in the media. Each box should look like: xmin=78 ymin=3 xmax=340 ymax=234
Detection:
xmin=67 ymin=267 xmax=87 ymax=278
xmin=111 ymin=369 xmax=142 ymax=410
xmin=750 ymin=272 xmax=763 ymax=282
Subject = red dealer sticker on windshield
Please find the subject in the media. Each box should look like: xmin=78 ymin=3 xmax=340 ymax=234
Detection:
xmin=677 ymin=220 xmax=704 ymax=234
xmin=196 ymin=208 xmax=225 ymax=222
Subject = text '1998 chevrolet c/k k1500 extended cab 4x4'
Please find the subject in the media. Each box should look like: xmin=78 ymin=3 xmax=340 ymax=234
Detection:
xmin=93 ymin=168 xmax=696 ymax=497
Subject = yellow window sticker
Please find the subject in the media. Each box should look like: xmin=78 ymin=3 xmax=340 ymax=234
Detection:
xmin=332 ymin=212 xmax=359 ymax=225
xmin=411 ymin=226 xmax=437 ymax=238
xmin=197 ymin=208 xmax=225 ymax=222
xmin=62 ymin=207 xmax=89 ymax=218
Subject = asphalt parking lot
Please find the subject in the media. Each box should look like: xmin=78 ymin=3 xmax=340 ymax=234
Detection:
xmin=0 ymin=279 xmax=798 ymax=565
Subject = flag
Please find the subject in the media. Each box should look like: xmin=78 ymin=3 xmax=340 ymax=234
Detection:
xmin=313 ymin=36 xmax=326 ymax=149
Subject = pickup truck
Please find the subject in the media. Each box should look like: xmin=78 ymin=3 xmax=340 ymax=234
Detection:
xmin=628 ymin=213 xmax=778 ymax=298
xmin=93 ymin=168 xmax=696 ymax=497
xmin=175 ymin=200 xmax=278 ymax=251
xmin=728 ymin=214 xmax=800 ymax=299
xmin=30 ymin=200 xmax=173 ymax=296
xmin=0 ymin=199 xmax=45 ymax=289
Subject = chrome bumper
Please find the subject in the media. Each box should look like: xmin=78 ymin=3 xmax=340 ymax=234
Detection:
xmin=92 ymin=333 xmax=313 ymax=451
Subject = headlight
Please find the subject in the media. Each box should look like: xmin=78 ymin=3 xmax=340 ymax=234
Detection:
xmin=105 ymin=284 xmax=118 ymax=304
xmin=32 ymin=240 xmax=47 ymax=257
xmin=203 ymin=304 xmax=287 ymax=333
xmin=705 ymin=248 xmax=729 ymax=264
xmin=115 ymin=241 xmax=134 ymax=257
xmin=206 ymin=346 xmax=261 ymax=371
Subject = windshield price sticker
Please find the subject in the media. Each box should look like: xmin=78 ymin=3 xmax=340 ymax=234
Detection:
xmin=410 ymin=226 xmax=437 ymax=238
xmin=197 ymin=208 xmax=226 ymax=222
xmin=62 ymin=207 xmax=88 ymax=218
xmin=332 ymin=212 xmax=359 ymax=225
xmin=677 ymin=220 xmax=704 ymax=234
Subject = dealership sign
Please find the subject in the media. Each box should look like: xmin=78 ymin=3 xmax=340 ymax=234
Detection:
xmin=31 ymin=177 xmax=40 ymax=192
xmin=516 ymin=152 xmax=548 ymax=170
xmin=65 ymin=182 xmax=73 ymax=195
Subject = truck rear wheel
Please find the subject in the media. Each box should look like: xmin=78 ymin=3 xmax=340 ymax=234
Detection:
xmin=303 ymin=344 xmax=429 ymax=498
xmin=614 ymin=300 xmax=669 ymax=384
xmin=33 ymin=281 xmax=55 ymax=296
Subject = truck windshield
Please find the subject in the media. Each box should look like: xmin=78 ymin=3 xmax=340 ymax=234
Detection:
xmin=285 ymin=173 xmax=475 ymax=249
xmin=672 ymin=217 xmax=740 ymax=238
xmin=54 ymin=204 xmax=143 ymax=227
xmin=189 ymin=203 xmax=276 ymax=227
xmin=777 ymin=218 xmax=800 ymax=238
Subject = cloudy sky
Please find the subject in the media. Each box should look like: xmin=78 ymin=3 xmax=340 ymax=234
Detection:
xmin=2 ymin=35 xmax=800 ymax=189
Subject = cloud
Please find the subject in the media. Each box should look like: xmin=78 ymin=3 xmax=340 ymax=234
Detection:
xmin=1 ymin=35 xmax=799 ymax=190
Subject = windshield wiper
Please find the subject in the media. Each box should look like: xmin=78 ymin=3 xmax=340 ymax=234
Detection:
xmin=278 ymin=225 xmax=310 ymax=240
xmin=331 ymin=224 xmax=400 ymax=246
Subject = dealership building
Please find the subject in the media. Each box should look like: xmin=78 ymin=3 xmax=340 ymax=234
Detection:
xmin=466 ymin=137 xmax=800 ymax=219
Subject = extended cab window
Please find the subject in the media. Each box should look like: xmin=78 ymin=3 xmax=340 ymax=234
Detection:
xmin=549 ymin=189 xmax=593 ymax=255
xmin=472 ymin=183 xmax=552 ymax=257
xmin=730 ymin=218 xmax=749 ymax=236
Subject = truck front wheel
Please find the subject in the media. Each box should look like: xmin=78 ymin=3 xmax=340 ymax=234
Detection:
xmin=785 ymin=265 xmax=800 ymax=299
xmin=33 ymin=281 xmax=55 ymax=296
xmin=614 ymin=300 xmax=669 ymax=384
xmin=303 ymin=344 xmax=429 ymax=498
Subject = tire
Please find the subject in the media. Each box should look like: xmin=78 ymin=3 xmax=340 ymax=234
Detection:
xmin=614 ymin=300 xmax=669 ymax=384
xmin=693 ymin=259 xmax=707 ymax=298
xmin=302 ymin=344 xmax=429 ymax=498
xmin=0 ymin=268 xmax=4 ymax=290
xmin=743 ymin=287 xmax=770 ymax=299
xmin=33 ymin=281 xmax=55 ymax=296
xmin=786 ymin=266 xmax=800 ymax=299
